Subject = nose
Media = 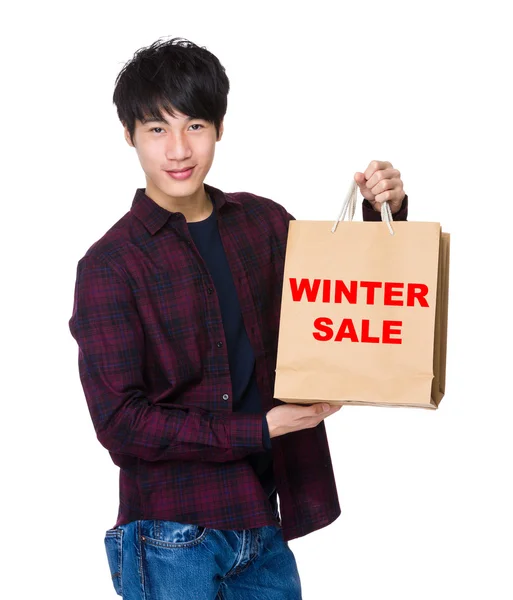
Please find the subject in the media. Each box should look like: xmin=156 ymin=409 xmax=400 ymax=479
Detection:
xmin=165 ymin=132 xmax=193 ymax=161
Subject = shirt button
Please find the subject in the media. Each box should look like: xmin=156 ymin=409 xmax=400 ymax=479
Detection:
xmin=222 ymin=394 xmax=230 ymax=401
xmin=207 ymin=287 xmax=214 ymax=295
xmin=217 ymin=341 xmax=223 ymax=348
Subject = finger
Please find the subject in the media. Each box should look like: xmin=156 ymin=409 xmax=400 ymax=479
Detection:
xmin=303 ymin=403 xmax=340 ymax=414
xmin=366 ymin=167 xmax=400 ymax=191
xmin=364 ymin=160 xmax=393 ymax=181
xmin=301 ymin=403 xmax=326 ymax=414
xmin=323 ymin=404 xmax=342 ymax=414
xmin=373 ymin=186 xmax=404 ymax=205
xmin=369 ymin=177 xmax=398 ymax=198
xmin=319 ymin=405 xmax=343 ymax=421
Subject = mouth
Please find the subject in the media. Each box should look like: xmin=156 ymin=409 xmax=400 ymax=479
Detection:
xmin=165 ymin=166 xmax=196 ymax=180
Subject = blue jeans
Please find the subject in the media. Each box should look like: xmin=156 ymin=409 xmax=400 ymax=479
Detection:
xmin=104 ymin=505 xmax=302 ymax=599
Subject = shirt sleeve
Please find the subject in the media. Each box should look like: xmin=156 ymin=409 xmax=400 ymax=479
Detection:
xmin=68 ymin=254 xmax=267 ymax=463
xmin=362 ymin=194 xmax=408 ymax=222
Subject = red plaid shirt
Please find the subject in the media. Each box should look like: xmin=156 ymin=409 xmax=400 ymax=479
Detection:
xmin=68 ymin=182 xmax=408 ymax=541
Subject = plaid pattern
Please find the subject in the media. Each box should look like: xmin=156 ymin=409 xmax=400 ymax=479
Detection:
xmin=69 ymin=182 xmax=408 ymax=541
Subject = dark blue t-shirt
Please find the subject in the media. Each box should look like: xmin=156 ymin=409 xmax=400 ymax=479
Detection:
xmin=188 ymin=202 xmax=275 ymax=499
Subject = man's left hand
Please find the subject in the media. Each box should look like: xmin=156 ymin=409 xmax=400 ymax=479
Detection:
xmin=354 ymin=160 xmax=406 ymax=214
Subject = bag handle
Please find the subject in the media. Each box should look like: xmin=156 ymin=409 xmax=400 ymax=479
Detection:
xmin=331 ymin=180 xmax=394 ymax=235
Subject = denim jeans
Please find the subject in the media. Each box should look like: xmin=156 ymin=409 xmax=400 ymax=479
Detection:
xmin=103 ymin=502 xmax=302 ymax=599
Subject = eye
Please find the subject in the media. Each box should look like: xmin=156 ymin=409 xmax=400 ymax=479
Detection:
xmin=150 ymin=127 xmax=164 ymax=134
xmin=189 ymin=124 xmax=204 ymax=131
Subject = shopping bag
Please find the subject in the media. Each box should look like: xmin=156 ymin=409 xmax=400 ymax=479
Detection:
xmin=274 ymin=182 xmax=450 ymax=409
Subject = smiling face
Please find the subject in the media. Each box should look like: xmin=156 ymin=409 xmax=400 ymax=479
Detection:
xmin=124 ymin=106 xmax=224 ymax=210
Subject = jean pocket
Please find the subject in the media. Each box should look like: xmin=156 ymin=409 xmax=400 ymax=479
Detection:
xmin=104 ymin=528 xmax=123 ymax=596
xmin=140 ymin=519 xmax=208 ymax=549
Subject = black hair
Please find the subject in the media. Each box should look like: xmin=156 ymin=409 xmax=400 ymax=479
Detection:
xmin=113 ymin=36 xmax=230 ymax=145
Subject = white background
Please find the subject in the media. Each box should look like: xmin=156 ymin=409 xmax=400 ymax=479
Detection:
xmin=3 ymin=1 xmax=512 ymax=598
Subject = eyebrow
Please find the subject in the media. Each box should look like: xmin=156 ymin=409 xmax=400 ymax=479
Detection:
xmin=141 ymin=115 xmax=198 ymax=125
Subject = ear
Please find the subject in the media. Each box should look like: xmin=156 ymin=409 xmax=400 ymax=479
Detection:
xmin=217 ymin=120 xmax=224 ymax=141
xmin=123 ymin=124 xmax=135 ymax=147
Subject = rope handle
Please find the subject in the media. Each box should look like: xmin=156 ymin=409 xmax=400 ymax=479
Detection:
xmin=331 ymin=180 xmax=394 ymax=235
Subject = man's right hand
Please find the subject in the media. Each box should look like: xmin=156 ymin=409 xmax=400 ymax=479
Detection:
xmin=266 ymin=402 xmax=342 ymax=438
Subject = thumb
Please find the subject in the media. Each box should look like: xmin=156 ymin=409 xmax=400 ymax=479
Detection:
xmin=354 ymin=171 xmax=376 ymax=202
xmin=354 ymin=172 xmax=367 ymax=188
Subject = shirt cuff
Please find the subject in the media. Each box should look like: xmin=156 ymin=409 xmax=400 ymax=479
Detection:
xmin=262 ymin=414 xmax=272 ymax=450
xmin=229 ymin=413 xmax=266 ymax=452
xmin=362 ymin=194 xmax=408 ymax=222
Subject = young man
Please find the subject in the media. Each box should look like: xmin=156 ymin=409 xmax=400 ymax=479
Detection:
xmin=68 ymin=37 xmax=409 ymax=600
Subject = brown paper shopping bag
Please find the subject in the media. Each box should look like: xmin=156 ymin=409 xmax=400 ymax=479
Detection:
xmin=274 ymin=182 xmax=450 ymax=409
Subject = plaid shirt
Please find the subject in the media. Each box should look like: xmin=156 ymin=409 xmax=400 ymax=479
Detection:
xmin=68 ymin=182 xmax=408 ymax=542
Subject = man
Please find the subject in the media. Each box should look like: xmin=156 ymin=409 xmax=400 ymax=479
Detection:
xmin=68 ymin=37 xmax=408 ymax=600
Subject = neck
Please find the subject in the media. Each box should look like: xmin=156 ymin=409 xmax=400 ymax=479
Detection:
xmin=145 ymin=180 xmax=213 ymax=222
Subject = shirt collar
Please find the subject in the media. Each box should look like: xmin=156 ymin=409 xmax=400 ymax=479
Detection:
xmin=130 ymin=182 xmax=241 ymax=236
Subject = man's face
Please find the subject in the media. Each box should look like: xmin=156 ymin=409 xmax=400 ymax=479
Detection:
xmin=124 ymin=106 xmax=223 ymax=204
